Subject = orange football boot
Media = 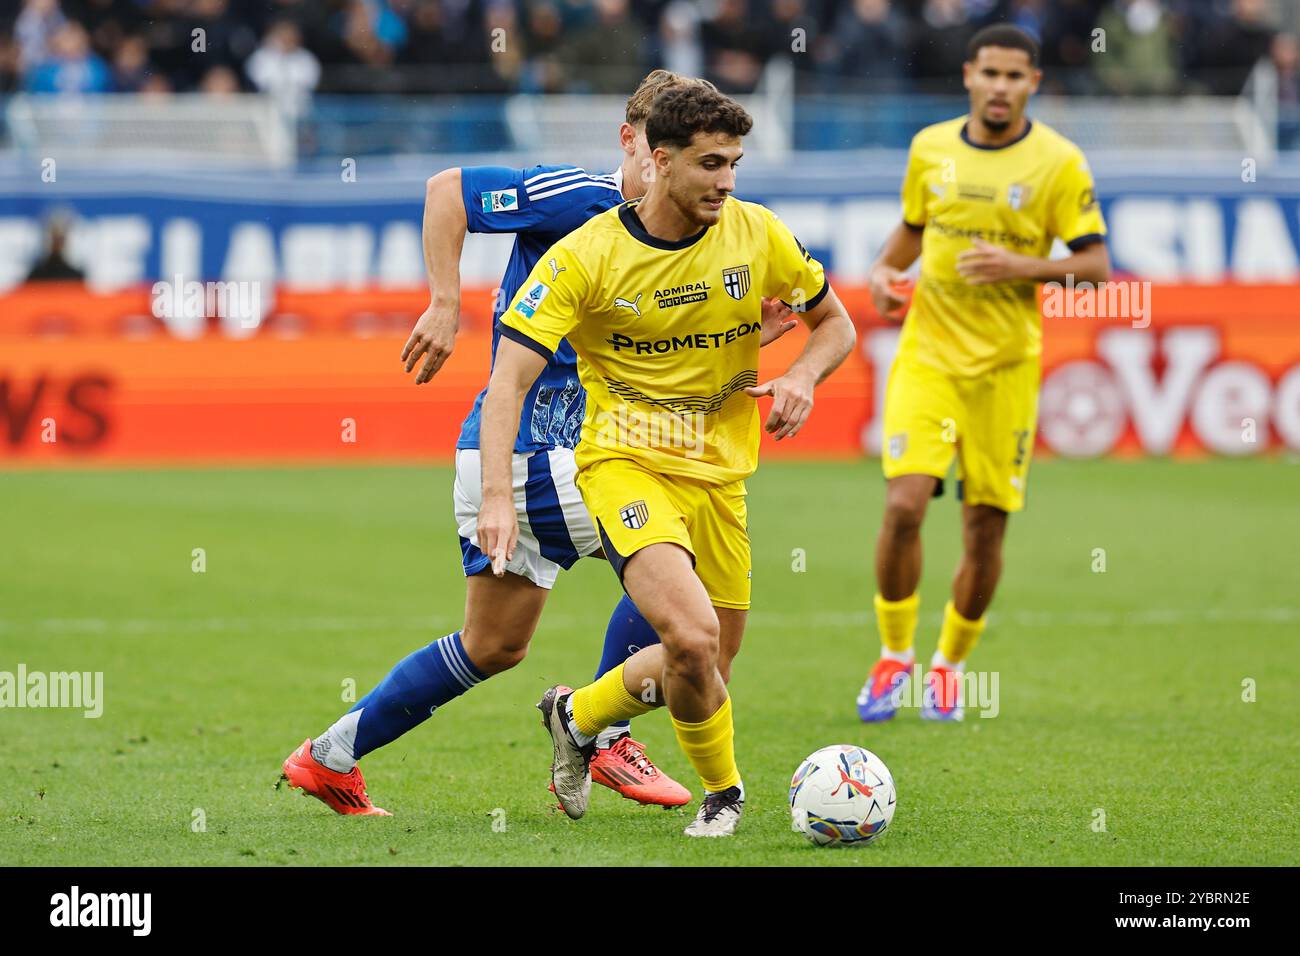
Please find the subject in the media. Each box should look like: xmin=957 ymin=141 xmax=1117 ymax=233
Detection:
xmin=280 ymin=738 xmax=391 ymax=816
xmin=590 ymin=734 xmax=691 ymax=807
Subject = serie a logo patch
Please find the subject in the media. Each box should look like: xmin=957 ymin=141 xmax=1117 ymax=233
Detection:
xmin=619 ymin=500 xmax=649 ymax=529
xmin=481 ymin=188 xmax=518 ymax=213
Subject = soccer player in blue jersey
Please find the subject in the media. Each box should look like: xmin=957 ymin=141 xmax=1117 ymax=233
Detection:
xmin=280 ymin=71 xmax=797 ymax=815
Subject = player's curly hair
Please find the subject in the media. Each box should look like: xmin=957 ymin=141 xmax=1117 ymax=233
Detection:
xmin=625 ymin=70 xmax=716 ymax=126
xmin=645 ymin=84 xmax=754 ymax=152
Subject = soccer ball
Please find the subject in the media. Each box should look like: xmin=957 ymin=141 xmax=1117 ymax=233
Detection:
xmin=789 ymin=744 xmax=897 ymax=847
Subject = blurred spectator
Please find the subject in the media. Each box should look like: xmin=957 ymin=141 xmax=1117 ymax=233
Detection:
xmin=1040 ymin=0 xmax=1103 ymax=94
xmin=0 ymin=0 xmax=1292 ymax=107
xmin=25 ymin=21 xmax=111 ymax=93
xmin=521 ymin=1 xmax=564 ymax=61
xmin=1193 ymin=0 xmax=1276 ymax=95
xmin=335 ymin=0 xmax=411 ymax=67
xmin=822 ymin=0 xmax=907 ymax=91
xmin=199 ymin=63 xmax=241 ymax=96
xmin=769 ymin=0 xmax=821 ymax=63
xmin=15 ymin=0 xmax=67 ymax=70
xmin=545 ymin=0 xmax=646 ymax=94
xmin=658 ymin=0 xmax=703 ymax=79
xmin=908 ymin=0 xmax=975 ymax=90
xmin=1094 ymin=0 xmax=1181 ymax=96
xmin=246 ymin=19 xmax=320 ymax=113
xmin=110 ymin=33 xmax=150 ymax=92
xmin=1007 ymin=0 xmax=1048 ymax=42
xmin=0 ymin=32 xmax=22 ymax=93
xmin=26 ymin=211 xmax=84 ymax=284
xmin=1274 ymin=32 xmax=1300 ymax=148
xmin=481 ymin=1 xmax=522 ymax=93
xmin=701 ymin=0 xmax=771 ymax=93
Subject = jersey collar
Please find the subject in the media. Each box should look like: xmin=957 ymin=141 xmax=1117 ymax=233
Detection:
xmin=618 ymin=199 xmax=710 ymax=251
xmin=960 ymin=117 xmax=1034 ymax=151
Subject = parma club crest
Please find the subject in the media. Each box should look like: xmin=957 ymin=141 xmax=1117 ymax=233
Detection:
xmin=722 ymin=265 xmax=751 ymax=301
xmin=619 ymin=500 xmax=649 ymax=530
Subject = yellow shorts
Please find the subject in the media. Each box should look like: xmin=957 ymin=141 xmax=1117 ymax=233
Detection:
xmin=881 ymin=356 xmax=1039 ymax=513
xmin=577 ymin=457 xmax=751 ymax=610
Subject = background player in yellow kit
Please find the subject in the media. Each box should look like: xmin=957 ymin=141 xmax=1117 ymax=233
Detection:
xmin=477 ymin=84 xmax=856 ymax=837
xmin=857 ymin=24 xmax=1111 ymax=722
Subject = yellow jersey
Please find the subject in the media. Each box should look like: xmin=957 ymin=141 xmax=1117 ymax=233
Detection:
xmin=500 ymin=197 xmax=828 ymax=485
xmin=899 ymin=116 xmax=1107 ymax=377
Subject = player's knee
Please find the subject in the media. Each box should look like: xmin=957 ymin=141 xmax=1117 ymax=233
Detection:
xmin=662 ymin=622 xmax=720 ymax=682
xmin=460 ymin=630 xmax=528 ymax=676
xmin=478 ymin=644 xmax=528 ymax=675
xmin=963 ymin=509 xmax=1007 ymax=558
xmin=883 ymin=496 xmax=927 ymax=536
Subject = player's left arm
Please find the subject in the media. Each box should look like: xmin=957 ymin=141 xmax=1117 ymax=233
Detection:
xmin=746 ymin=286 xmax=856 ymax=442
xmin=956 ymin=235 xmax=1109 ymax=286
xmin=957 ymin=149 xmax=1111 ymax=286
xmin=748 ymin=209 xmax=856 ymax=440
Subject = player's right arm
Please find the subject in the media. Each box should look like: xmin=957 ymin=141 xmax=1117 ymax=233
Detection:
xmin=869 ymin=143 xmax=929 ymax=320
xmin=403 ymin=164 xmax=608 ymax=383
xmin=476 ymin=242 xmax=590 ymax=574
xmin=869 ymin=223 xmax=924 ymax=320
xmin=403 ymin=168 xmax=467 ymax=383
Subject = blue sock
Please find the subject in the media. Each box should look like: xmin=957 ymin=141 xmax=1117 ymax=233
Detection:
xmin=594 ymin=595 xmax=660 ymax=738
xmin=313 ymin=631 xmax=486 ymax=768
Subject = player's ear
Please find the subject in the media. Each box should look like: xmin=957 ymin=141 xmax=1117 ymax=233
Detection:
xmin=618 ymin=122 xmax=636 ymax=156
xmin=961 ymin=60 xmax=973 ymax=92
xmin=1029 ymin=68 xmax=1042 ymax=95
xmin=653 ymin=145 xmax=673 ymax=179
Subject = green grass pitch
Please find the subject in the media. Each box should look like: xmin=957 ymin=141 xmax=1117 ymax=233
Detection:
xmin=1 ymin=458 xmax=1296 ymax=866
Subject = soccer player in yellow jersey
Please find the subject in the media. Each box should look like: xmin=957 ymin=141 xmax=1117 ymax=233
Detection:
xmin=477 ymin=84 xmax=856 ymax=837
xmin=856 ymin=25 xmax=1111 ymax=723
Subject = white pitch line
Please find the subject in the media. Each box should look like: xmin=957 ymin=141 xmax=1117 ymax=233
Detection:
xmin=0 ymin=606 xmax=1296 ymax=636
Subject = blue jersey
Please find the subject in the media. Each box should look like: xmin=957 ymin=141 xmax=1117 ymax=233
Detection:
xmin=456 ymin=164 xmax=624 ymax=453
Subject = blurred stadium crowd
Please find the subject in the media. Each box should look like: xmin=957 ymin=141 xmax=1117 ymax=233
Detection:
xmin=0 ymin=0 xmax=1296 ymax=99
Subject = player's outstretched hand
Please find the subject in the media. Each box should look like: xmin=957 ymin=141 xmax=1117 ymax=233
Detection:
xmin=476 ymin=495 xmax=518 ymax=577
xmin=746 ymin=369 xmax=816 ymax=441
xmin=868 ymin=265 xmax=912 ymax=321
xmin=401 ymin=301 xmax=458 ymax=384
xmin=759 ymin=296 xmax=799 ymax=346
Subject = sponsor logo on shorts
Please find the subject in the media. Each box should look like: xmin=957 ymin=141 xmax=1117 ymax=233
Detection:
xmin=619 ymin=500 xmax=649 ymax=530
xmin=888 ymin=432 xmax=908 ymax=460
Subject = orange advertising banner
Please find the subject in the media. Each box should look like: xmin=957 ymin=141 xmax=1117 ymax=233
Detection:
xmin=1 ymin=283 xmax=1297 ymax=465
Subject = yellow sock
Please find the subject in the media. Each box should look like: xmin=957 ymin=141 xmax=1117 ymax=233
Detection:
xmin=569 ymin=663 xmax=655 ymax=737
xmin=671 ymin=695 xmax=740 ymax=793
xmin=874 ymin=592 xmax=920 ymax=653
xmin=937 ymin=600 xmax=986 ymax=664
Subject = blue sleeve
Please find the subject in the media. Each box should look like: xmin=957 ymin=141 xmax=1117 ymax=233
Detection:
xmin=461 ymin=164 xmax=622 ymax=236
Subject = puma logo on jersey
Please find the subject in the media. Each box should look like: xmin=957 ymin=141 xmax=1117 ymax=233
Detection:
xmin=548 ymin=257 xmax=566 ymax=281
xmin=614 ymin=293 xmax=643 ymax=317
